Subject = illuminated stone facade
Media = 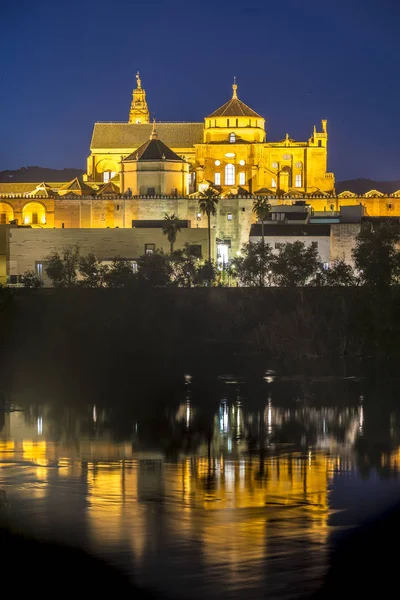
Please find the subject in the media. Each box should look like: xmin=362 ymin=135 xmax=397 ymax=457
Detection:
xmin=87 ymin=76 xmax=334 ymax=194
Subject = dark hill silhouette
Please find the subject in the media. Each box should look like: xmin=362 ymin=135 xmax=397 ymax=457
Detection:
xmin=0 ymin=166 xmax=85 ymax=183
xmin=336 ymin=178 xmax=400 ymax=194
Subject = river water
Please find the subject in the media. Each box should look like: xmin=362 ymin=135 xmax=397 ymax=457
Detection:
xmin=1 ymin=372 xmax=400 ymax=599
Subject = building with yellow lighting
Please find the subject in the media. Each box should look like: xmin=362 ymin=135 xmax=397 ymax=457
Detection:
xmin=1 ymin=73 xmax=400 ymax=283
xmin=87 ymin=73 xmax=334 ymax=196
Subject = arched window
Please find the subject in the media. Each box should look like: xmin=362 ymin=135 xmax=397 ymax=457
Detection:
xmin=225 ymin=163 xmax=235 ymax=186
xmin=229 ymin=132 xmax=236 ymax=143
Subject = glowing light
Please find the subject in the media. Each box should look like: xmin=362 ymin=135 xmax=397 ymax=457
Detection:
xmin=267 ymin=396 xmax=272 ymax=435
xmin=93 ymin=405 xmax=97 ymax=423
xmin=225 ymin=153 xmax=235 ymax=158
xmin=37 ymin=417 xmax=43 ymax=435
xmin=215 ymin=160 xmax=221 ymax=166
xmin=24 ymin=216 xmax=30 ymax=224
xmin=239 ymin=159 xmax=245 ymax=166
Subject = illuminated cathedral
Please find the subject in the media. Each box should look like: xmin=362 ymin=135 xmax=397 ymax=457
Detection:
xmin=86 ymin=72 xmax=334 ymax=196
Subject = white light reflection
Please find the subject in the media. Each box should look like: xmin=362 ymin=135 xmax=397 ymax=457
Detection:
xmin=37 ymin=417 xmax=43 ymax=435
xmin=359 ymin=395 xmax=364 ymax=435
xmin=267 ymin=396 xmax=272 ymax=435
xmin=186 ymin=401 xmax=191 ymax=428
xmin=93 ymin=405 xmax=97 ymax=423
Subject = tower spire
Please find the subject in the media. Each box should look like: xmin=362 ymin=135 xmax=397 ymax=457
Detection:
xmin=150 ymin=118 xmax=158 ymax=140
xmin=232 ymin=76 xmax=238 ymax=99
xmin=129 ymin=71 xmax=150 ymax=123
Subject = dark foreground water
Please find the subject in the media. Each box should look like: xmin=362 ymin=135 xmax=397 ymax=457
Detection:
xmin=1 ymin=371 xmax=400 ymax=599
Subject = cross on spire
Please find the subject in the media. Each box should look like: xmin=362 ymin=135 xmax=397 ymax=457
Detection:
xmin=150 ymin=118 xmax=158 ymax=139
xmin=232 ymin=76 xmax=238 ymax=98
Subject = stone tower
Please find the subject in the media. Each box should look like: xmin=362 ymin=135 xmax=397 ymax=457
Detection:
xmin=128 ymin=72 xmax=150 ymax=124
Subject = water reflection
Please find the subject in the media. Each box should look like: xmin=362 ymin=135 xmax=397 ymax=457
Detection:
xmin=1 ymin=375 xmax=400 ymax=599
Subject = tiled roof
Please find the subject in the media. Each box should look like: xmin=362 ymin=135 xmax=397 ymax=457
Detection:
xmin=0 ymin=182 xmax=65 ymax=196
xmin=97 ymin=181 xmax=120 ymax=195
xmin=91 ymin=122 xmax=204 ymax=150
xmin=58 ymin=177 xmax=96 ymax=195
xmin=207 ymin=97 xmax=262 ymax=119
xmin=124 ymin=138 xmax=184 ymax=162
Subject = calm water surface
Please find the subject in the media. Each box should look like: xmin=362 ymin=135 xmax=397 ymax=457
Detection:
xmin=1 ymin=373 xmax=400 ymax=599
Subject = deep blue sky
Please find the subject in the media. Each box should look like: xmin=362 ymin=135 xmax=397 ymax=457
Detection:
xmin=1 ymin=0 xmax=400 ymax=180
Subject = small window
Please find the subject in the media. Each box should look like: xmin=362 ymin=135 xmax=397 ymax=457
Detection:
xmin=227 ymin=213 xmax=232 ymax=221
xmin=36 ymin=263 xmax=43 ymax=278
xmin=236 ymin=118 xmax=238 ymax=127
xmin=311 ymin=241 xmax=318 ymax=249
xmin=239 ymin=172 xmax=245 ymax=185
xmin=295 ymin=174 xmax=302 ymax=187
xmin=215 ymin=172 xmax=221 ymax=185
xmin=188 ymin=245 xmax=202 ymax=258
xmin=318 ymin=140 xmax=322 ymax=147
xmin=282 ymin=153 xmax=291 ymax=161
xmin=323 ymin=262 xmax=329 ymax=270
xmin=145 ymin=243 xmax=155 ymax=255
xmin=103 ymin=171 xmax=110 ymax=182
xmin=229 ymin=132 xmax=236 ymax=143
xmin=116 ymin=204 xmax=120 ymax=211
xmin=0 ymin=213 xmax=6 ymax=224
xmin=32 ymin=212 xmax=38 ymax=225
xmin=271 ymin=178 xmax=277 ymax=188
xmin=131 ymin=261 xmax=138 ymax=273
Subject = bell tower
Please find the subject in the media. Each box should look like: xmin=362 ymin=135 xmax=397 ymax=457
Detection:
xmin=128 ymin=72 xmax=150 ymax=124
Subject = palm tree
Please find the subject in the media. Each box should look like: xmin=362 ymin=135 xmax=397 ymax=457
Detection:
xmin=198 ymin=188 xmax=219 ymax=262
xmin=252 ymin=197 xmax=271 ymax=245
xmin=162 ymin=213 xmax=181 ymax=253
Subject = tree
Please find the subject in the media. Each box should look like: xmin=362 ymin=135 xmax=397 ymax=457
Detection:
xmin=136 ymin=250 xmax=173 ymax=287
xmin=79 ymin=253 xmax=108 ymax=288
xmin=162 ymin=213 xmax=181 ymax=254
xmin=352 ymin=221 xmax=400 ymax=288
xmin=312 ymin=259 xmax=358 ymax=287
xmin=21 ymin=270 xmax=43 ymax=288
xmin=194 ymin=261 xmax=218 ymax=287
xmin=44 ymin=245 xmax=80 ymax=287
xmin=252 ymin=198 xmax=271 ymax=245
xmin=104 ymin=258 xmax=137 ymax=288
xmin=198 ymin=188 xmax=219 ymax=263
xmin=271 ymin=241 xmax=320 ymax=287
xmin=170 ymin=245 xmax=199 ymax=288
xmin=231 ymin=242 xmax=274 ymax=287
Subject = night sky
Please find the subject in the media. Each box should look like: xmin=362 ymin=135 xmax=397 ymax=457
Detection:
xmin=1 ymin=0 xmax=400 ymax=180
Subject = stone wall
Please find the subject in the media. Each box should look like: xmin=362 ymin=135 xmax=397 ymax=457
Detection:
xmin=330 ymin=223 xmax=361 ymax=265
xmin=7 ymin=227 xmax=215 ymax=283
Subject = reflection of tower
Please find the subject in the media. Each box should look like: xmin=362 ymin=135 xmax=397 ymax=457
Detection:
xmin=137 ymin=459 xmax=164 ymax=502
xmin=219 ymin=401 xmax=229 ymax=434
xmin=231 ymin=399 xmax=244 ymax=441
